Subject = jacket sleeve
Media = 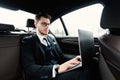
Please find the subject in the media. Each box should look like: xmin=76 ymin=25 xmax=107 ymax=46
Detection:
xmin=20 ymin=36 xmax=53 ymax=80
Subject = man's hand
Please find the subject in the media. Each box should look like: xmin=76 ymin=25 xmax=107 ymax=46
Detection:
xmin=58 ymin=55 xmax=81 ymax=73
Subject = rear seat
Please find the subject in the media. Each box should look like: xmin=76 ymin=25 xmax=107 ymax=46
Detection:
xmin=0 ymin=19 xmax=36 ymax=80
xmin=0 ymin=23 xmax=24 ymax=80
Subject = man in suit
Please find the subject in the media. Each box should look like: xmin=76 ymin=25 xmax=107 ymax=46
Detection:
xmin=20 ymin=12 xmax=90 ymax=80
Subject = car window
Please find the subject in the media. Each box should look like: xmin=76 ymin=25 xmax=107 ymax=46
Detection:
xmin=50 ymin=19 xmax=66 ymax=36
xmin=0 ymin=7 xmax=35 ymax=31
xmin=50 ymin=3 xmax=105 ymax=37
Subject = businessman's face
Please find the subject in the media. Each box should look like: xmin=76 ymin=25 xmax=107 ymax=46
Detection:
xmin=34 ymin=17 xmax=50 ymax=35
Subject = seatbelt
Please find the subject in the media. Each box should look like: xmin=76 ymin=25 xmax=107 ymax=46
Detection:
xmin=99 ymin=47 xmax=116 ymax=80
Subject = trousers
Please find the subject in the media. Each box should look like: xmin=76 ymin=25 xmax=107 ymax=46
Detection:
xmin=53 ymin=67 xmax=90 ymax=80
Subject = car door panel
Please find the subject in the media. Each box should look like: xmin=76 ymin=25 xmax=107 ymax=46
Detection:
xmin=55 ymin=37 xmax=79 ymax=58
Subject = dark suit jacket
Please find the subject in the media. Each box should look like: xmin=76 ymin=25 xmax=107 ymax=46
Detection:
xmin=20 ymin=34 xmax=70 ymax=80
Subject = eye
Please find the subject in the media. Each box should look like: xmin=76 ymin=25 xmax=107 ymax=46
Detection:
xmin=41 ymin=22 xmax=50 ymax=27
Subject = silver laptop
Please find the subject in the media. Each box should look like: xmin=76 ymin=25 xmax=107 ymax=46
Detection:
xmin=63 ymin=29 xmax=95 ymax=73
xmin=78 ymin=29 xmax=95 ymax=65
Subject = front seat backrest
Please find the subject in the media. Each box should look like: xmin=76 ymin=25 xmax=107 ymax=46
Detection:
xmin=99 ymin=3 xmax=120 ymax=80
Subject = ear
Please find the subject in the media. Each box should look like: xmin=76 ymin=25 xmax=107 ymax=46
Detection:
xmin=34 ymin=19 xmax=37 ymax=28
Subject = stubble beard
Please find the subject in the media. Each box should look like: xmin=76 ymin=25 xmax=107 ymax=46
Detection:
xmin=39 ymin=30 xmax=48 ymax=36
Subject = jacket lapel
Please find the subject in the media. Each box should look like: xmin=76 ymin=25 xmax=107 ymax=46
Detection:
xmin=47 ymin=35 xmax=61 ymax=59
xmin=32 ymin=34 xmax=46 ymax=60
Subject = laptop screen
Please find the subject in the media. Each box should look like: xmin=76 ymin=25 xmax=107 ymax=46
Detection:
xmin=78 ymin=29 xmax=95 ymax=65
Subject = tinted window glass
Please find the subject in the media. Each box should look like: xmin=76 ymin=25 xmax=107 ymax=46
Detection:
xmin=50 ymin=3 xmax=105 ymax=37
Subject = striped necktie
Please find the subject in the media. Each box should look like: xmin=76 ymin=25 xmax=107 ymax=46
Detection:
xmin=43 ymin=37 xmax=56 ymax=58
xmin=43 ymin=37 xmax=50 ymax=47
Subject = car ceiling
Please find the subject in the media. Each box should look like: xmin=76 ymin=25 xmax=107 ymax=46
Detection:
xmin=0 ymin=0 xmax=118 ymax=21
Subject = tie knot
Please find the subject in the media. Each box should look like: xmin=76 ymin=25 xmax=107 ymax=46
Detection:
xmin=43 ymin=37 xmax=50 ymax=46
xmin=43 ymin=37 xmax=47 ymax=40
xmin=43 ymin=37 xmax=48 ymax=42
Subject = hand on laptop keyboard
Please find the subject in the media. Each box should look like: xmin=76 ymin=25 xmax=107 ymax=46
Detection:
xmin=57 ymin=55 xmax=82 ymax=74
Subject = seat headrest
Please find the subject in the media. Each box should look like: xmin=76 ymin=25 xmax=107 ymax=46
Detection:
xmin=26 ymin=19 xmax=35 ymax=28
xmin=100 ymin=5 xmax=120 ymax=29
xmin=0 ymin=23 xmax=15 ymax=31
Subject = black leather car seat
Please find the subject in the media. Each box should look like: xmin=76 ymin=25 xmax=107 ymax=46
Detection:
xmin=98 ymin=4 xmax=120 ymax=80
xmin=0 ymin=23 xmax=24 ymax=80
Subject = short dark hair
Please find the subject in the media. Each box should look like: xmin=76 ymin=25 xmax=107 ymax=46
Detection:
xmin=35 ymin=12 xmax=51 ymax=21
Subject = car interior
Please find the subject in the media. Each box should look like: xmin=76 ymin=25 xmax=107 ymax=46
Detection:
xmin=0 ymin=0 xmax=120 ymax=80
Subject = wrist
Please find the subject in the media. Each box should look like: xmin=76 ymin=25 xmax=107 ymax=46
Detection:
xmin=54 ymin=64 xmax=60 ymax=74
xmin=55 ymin=65 xmax=59 ymax=74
